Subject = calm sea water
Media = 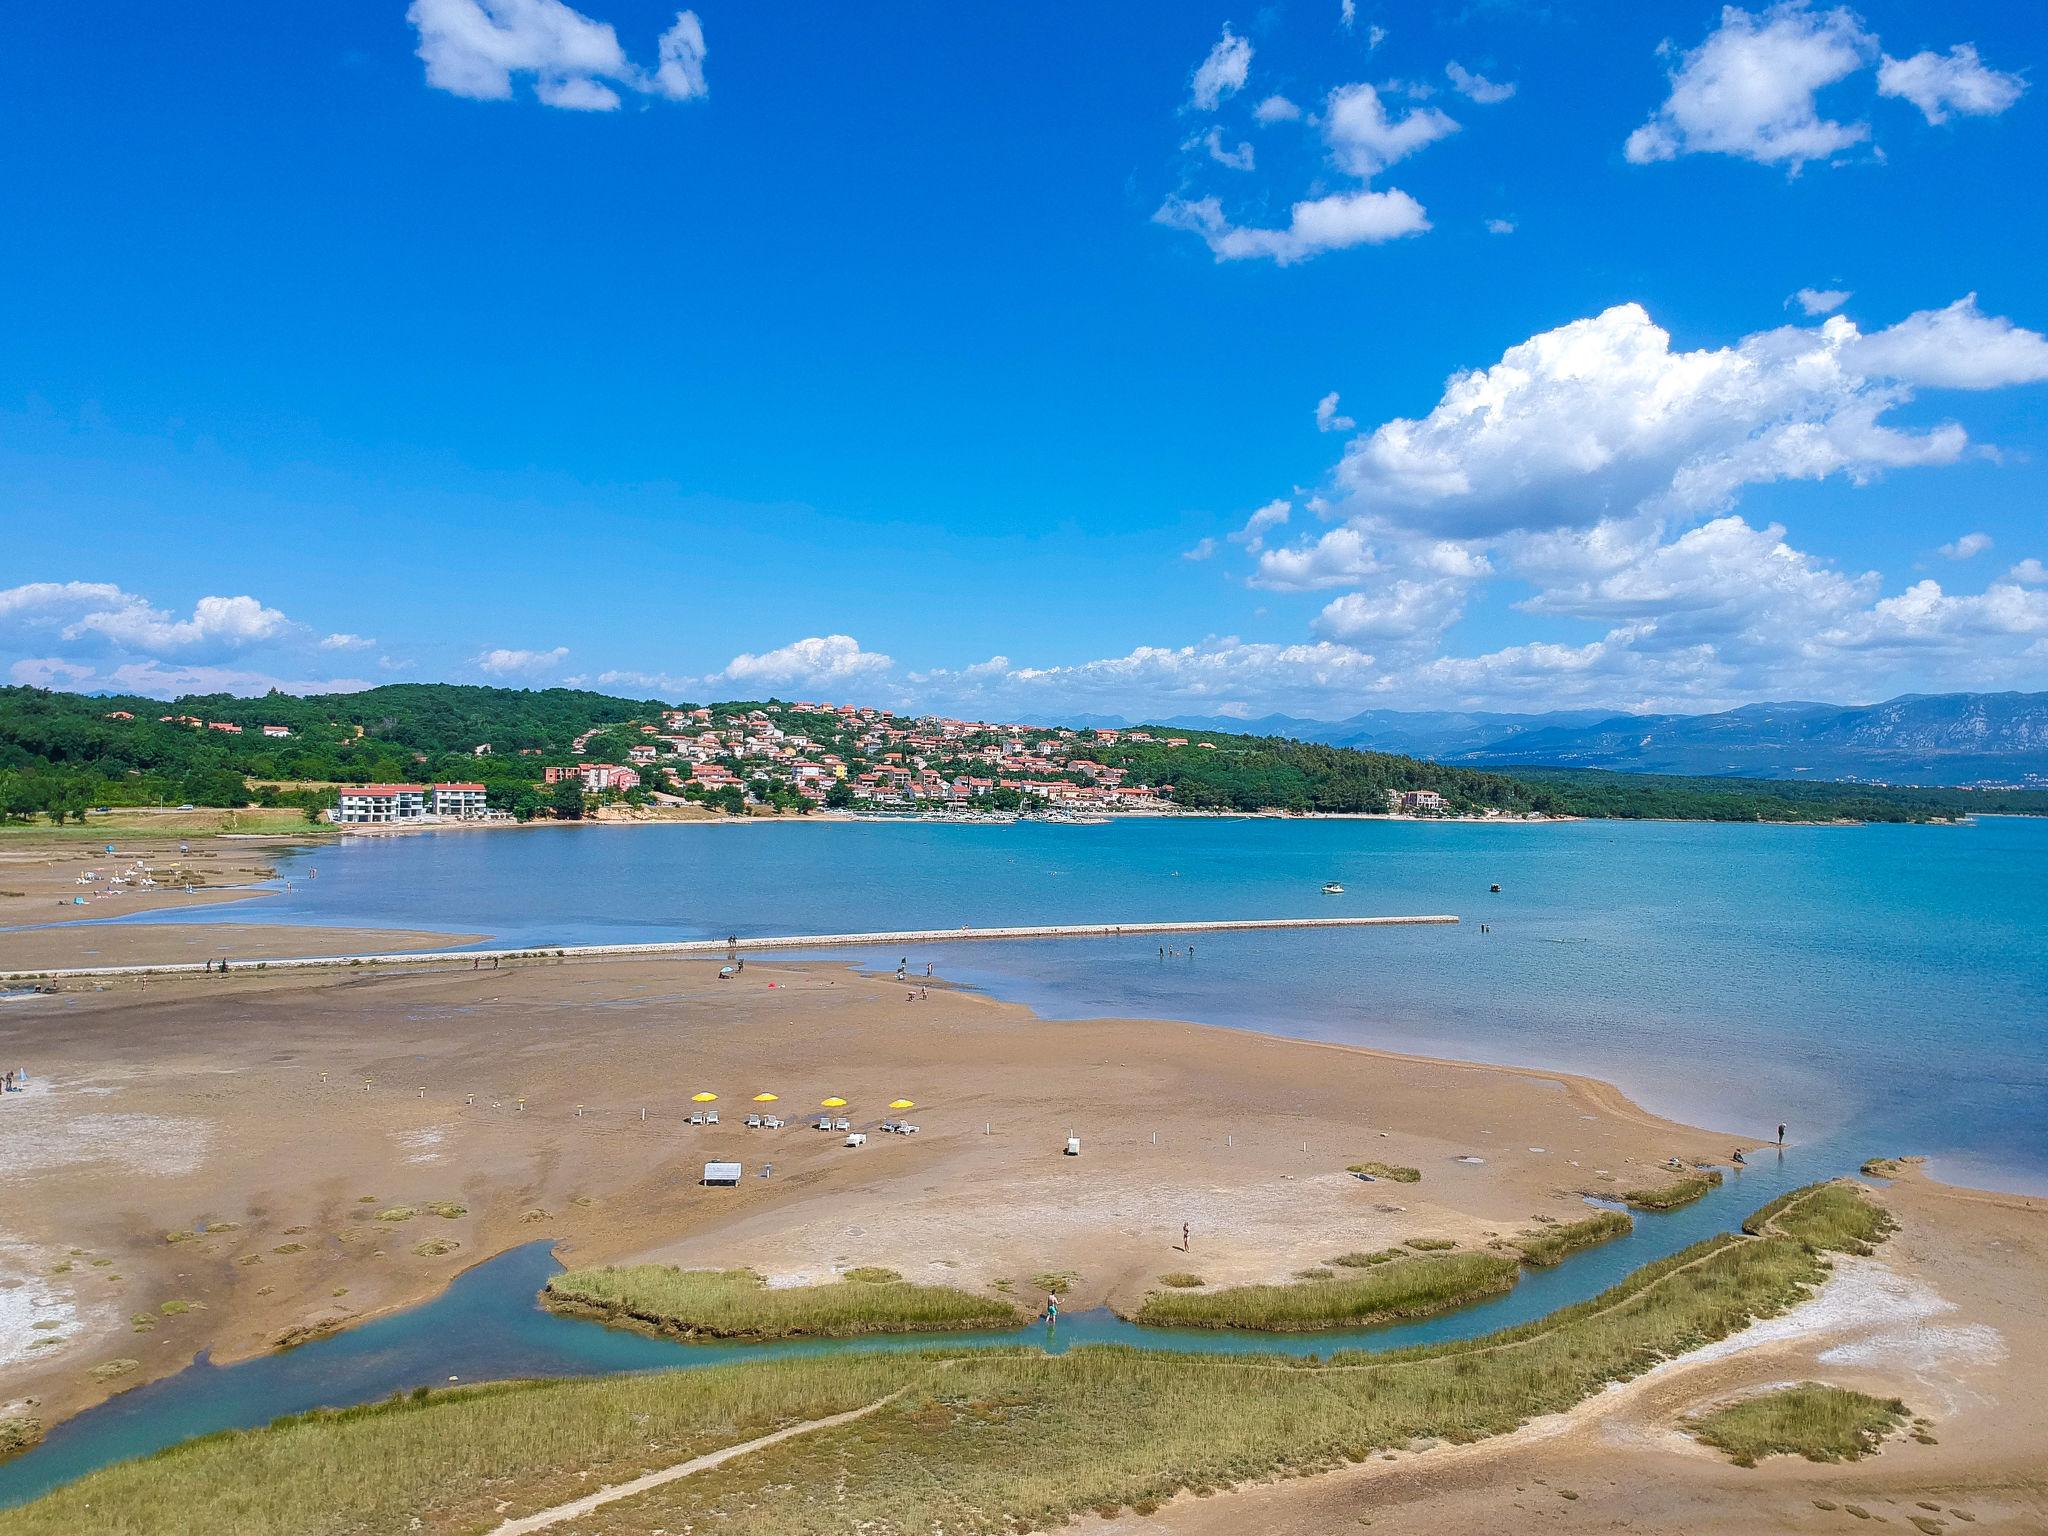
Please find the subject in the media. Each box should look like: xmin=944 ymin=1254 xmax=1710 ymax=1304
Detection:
xmin=6 ymin=814 xmax=2042 ymax=1506
xmin=94 ymin=815 xmax=2048 ymax=1194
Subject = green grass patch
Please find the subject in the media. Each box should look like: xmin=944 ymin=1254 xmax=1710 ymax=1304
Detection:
xmin=1132 ymin=1252 xmax=1517 ymax=1331
xmin=1691 ymin=1382 xmax=1908 ymax=1467
xmin=424 ymin=1202 xmax=467 ymax=1220
xmin=157 ymin=1300 xmax=199 ymax=1317
xmin=840 ymin=1267 xmax=900 ymax=1283
xmin=0 ymin=1415 xmax=41 ymax=1459
xmin=1156 ymin=1273 xmax=1204 ymax=1288
xmin=1742 ymin=1182 xmax=1895 ymax=1255
xmin=1032 ymin=1271 xmax=1076 ymax=1297
xmin=88 ymin=1359 xmax=138 ymax=1382
xmin=1619 ymin=1168 xmax=1723 ymax=1210
xmin=1345 ymin=1161 xmax=1421 ymax=1182
xmin=1402 ymin=1236 xmax=1456 ymax=1252
xmin=411 ymin=1238 xmax=459 ymax=1259
xmin=1328 ymin=1248 xmax=1403 ymax=1267
xmin=541 ymin=1266 xmax=1020 ymax=1341
xmin=374 ymin=1207 xmax=415 ymax=1223
xmin=0 ymin=1195 xmax=1867 ymax=1536
xmin=1512 ymin=1210 xmax=1633 ymax=1267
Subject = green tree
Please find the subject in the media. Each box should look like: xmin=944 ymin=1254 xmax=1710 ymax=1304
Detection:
xmin=549 ymin=778 xmax=586 ymax=820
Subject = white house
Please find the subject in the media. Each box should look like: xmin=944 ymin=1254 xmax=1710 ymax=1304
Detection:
xmin=333 ymin=784 xmax=426 ymax=823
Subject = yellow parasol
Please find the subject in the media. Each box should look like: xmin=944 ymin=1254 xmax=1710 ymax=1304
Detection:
xmin=691 ymin=1092 xmax=718 ymax=1103
xmin=820 ymin=1096 xmax=848 ymax=1108
xmin=752 ymin=1093 xmax=779 ymax=1103
xmin=889 ymin=1099 xmax=916 ymax=1110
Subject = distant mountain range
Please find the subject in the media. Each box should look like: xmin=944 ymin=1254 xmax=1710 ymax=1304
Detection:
xmin=1050 ymin=692 xmax=2048 ymax=788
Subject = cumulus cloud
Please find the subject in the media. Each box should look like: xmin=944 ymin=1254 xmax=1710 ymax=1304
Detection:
xmin=1339 ymin=0 xmax=1355 ymax=30
xmin=1793 ymin=286 xmax=1851 ymax=315
xmin=1252 ymin=527 xmax=1382 ymax=591
xmin=1314 ymin=579 xmax=1468 ymax=641
xmin=475 ymin=644 xmax=570 ymax=676
xmin=1939 ymin=533 xmax=1993 ymax=561
xmin=320 ymin=632 xmax=377 ymax=650
xmin=2009 ymin=559 xmax=2048 ymax=586
xmin=1182 ymin=537 xmax=1221 ymax=562
xmin=1254 ymin=94 xmax=1302 ymax=123
xmin=1329 ymin=298 xmax=2048 ymax=541
xmin=1230 ymin=498 xmax=1293 ymax=555
xmin=1878 ymin=44 xmax=2024 ymax=125
xmin=407 ymin=0 xmax=707 ymax=111
xmin=1445 ymin=62 xmax=1515 ymax=103
xmin=716 ymin=634 xmax=893 ymax=688
xmin=1323 ymin=83 xmax=1459 ymax=177
xmin=10 ymin=657 xmax=373 ymax=698
xmin=1485 ymin=216 xmax=1516 ymax=235
xmin=1626 ymin=3 xmax=1875 ymax=169
xmin=0 ymin=582 xmax=291 ymax=654
xmin=1315 ymin=392 xmax=1356 ymax=433
xmin=1191 ymin=25 xmax=1253 ymax=111
xmin=1155 ymin=187 xmax=1429 ymax=264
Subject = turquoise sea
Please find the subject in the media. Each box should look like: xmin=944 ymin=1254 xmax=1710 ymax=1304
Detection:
xmin=74 ymin=813 xmax=2048 ymax=1194
xmin=5 ymin=812 xmax=2044 ymax=1507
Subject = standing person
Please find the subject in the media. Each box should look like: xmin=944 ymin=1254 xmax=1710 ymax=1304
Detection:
xmin=1778 ymin=1122 xmax=1787 ymax=1147
xmin=1046 ymin=1292 xmax=1059 ymax=1322
xmin=1181 ymin=1221 xmax=1190 ymax=1252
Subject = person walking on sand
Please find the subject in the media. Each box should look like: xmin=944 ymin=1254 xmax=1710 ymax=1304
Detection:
xmin=1182 ymin=1221 xmax=1190 ymax=1252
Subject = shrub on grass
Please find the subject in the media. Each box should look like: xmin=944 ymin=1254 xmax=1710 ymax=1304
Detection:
xmin=1691 ymin=1383 xmax=1908 ymax=1466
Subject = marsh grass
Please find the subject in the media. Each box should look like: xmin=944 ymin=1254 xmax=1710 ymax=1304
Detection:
xmin=1157 ymin=1273 xmax=1204 ymax=1288
xmin=1329 ymin=1248 xmax=1402 ymax=1267
xmin=840 ymin=1266 xmax=900 ymax=1283
xmin=2 ymin=1206 xmax=1857 ymax=1536
xmin=1512 ymin=1210 xmax=1632 ymax=1267
xmin=1132 ymin=1252 xmax=1517 ymax=1331
xmin=1620 ymin=1169 xmax=1723 ymax=1210
xmin=1346 ymin=1161 xmax=1421 ymax=1182
xmin=1403 ymin=1237 xmax=1456 ymax=1251
xmin=1742 ymin=1183 xmax=1895 ymax=1255
xmin=1690 ymin=1382 xmax=1908 ymax=1466
xmin=541 ymin=1266 xmax=1019 ymax=1340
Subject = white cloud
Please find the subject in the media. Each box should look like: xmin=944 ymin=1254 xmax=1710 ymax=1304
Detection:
xmin=1314 ymin=578 xmax=1467 ymax=641
xmin=1331 ymin=298 xmax=2047 ymax=540
xmin=320 ymin=632 xmax=377 ymax=651
xmin=1339 ymin=0 xmax=1356 ymax=30
xmin=2009 ymin=559 xmax=2048 ymax=586
xmin=1155 ymin=187 xmax=1429 ymax=264
xmin=1844 ymin=295 xmax=2048 ymax=390
xmin=654 ymin=10 xmax=709 ymax=101
xmin=1939 ymin=532 xmax=1992 ymax=561
xmin=1191 ymin=25 xmax=1253 ymax=112
xmin=0 ymin=582 xmax=291 ymax=654
xmin=921 ymin=638 xmax=1385 ymax=718
xmin=1182 ymin=537 xmax=1221 ymax=562
xmin=1485 ymin=216 xmax=1515 ymax=235
xmin=1252 ymin=526 xmax=1381 ymax=591
xmin=1626 ymin=3 xmax=1875 ymax=170
xmin=10 ymin=657 xmax=373 ymax=698
xmin=1230 ymin=498 xmax=1293 ymax=554
xmin=1878 ymin=44 xmax=2024 ymax=125
xmin=1445 ymin=62 xmax=1515 ymax=104
xmin=1201 ymin=127 xmax=1255 ymax=171
xmin=1793 ymin=286 xmax=1851 ymax=315
xmin=1253 ymin=94 xmax=1301 ymax=123
xmin=717 ymin=634 xmax=893 ymax=688
xmin=1323 ymin=83 xmax=1459 ymax=177
xmin=475 ymin=644 xmax=570 ymax=677
xmin=407 ymin=0 xmax=707 ymax=111
xmin=1315 ymin=392 xmax=1355 ymax=433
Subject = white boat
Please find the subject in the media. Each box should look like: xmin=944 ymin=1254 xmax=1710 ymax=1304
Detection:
xmin=1322 ymin=881 xmax=1345 ymax=894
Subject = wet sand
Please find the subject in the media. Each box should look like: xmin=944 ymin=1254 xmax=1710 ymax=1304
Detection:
xmin=1 ymin=951 xmax=1743 ymax=1436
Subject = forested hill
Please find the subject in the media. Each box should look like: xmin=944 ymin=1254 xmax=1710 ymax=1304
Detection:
xmin=2 ymin=683 xmax=2045 ymax=826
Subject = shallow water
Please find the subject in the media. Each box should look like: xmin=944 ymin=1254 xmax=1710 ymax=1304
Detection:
xmin=67 ymin=815 xmax=2048 ymax=1193
xmin=0 ymin=1150 xmax=1816 ymax=1510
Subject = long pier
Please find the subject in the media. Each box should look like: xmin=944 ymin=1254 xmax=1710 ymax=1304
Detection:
xmin=5 ymin=914 xmax=1458 ymax=982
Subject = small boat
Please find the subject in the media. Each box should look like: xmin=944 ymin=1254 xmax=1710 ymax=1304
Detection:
xmin=1322 ymin=881 xmax=1345 ymax=894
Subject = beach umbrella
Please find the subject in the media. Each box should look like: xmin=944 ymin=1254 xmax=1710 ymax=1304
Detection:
xmin=752 ymin=1093 xmax=779 ymax=1103
xmin=889 ymin=1099 xmax=916 ymax=1110
xmin=820 ymin=1096 xmax=847 ymax=1108
xmin=691 ymin=1092 xmax=718 ymax=1103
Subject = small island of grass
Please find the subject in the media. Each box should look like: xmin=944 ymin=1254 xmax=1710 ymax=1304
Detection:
xmin=1345 ymin=1161 xmax=1421 ymax=1183
xmin=1691 ymin=1382 xmax=1909 ymax=1467
xmin=541 ymin=1265 xmax=1019 ymax=1341
xmin=1742 ymin=1181 xmax=1896 ymax=1255
xmin=1618 ymin=1168 xmax=1723 ymax=1211
xmin=1131 ymin=1251 xmax=1518 ymax=1331
xmin=1512 ymin=1209 xmax=1633 ymax=1266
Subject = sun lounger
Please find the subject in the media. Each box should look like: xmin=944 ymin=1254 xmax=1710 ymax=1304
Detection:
xmin=844 ymin=1132 xmax=867 ymax=1147
xmin=689 ymin=1112 xmax=704 ymax=1126
xmin=834 ymin=1117 xmax=851 ymax=1132
xmin=816 ymin=1116 xmax=833 ymax=1130
xmin=705 ymin=1110 xmax=720 ymax=1125
xmin=745 ymin=1114 xmax=762 ymax=1128
xmin=899 ymin=1123 xmax=919 ymax=1134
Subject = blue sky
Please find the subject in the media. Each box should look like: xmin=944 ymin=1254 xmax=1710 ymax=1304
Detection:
xmin=3 ymin=0 xmax=2044 ymax=719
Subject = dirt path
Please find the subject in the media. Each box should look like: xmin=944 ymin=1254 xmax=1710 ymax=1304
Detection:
xmin=487 ymin=1392 xmax=905 ymax=1535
